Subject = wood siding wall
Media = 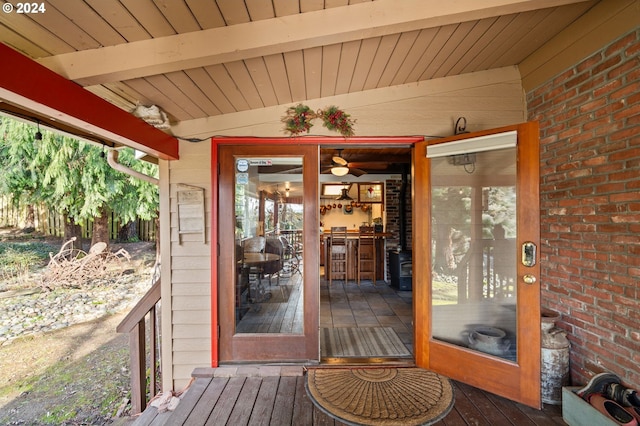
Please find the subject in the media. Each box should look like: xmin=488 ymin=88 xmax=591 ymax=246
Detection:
xmin=164 ymin=68 xmax=526 ymax=389
xmin=162 ymin=141 xmax=212 ymax=390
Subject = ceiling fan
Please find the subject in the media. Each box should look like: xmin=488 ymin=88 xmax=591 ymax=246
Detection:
xmin=324 ymin=149 xmax=366 ymax=177
xmin=281 ymin=149 xmax=394 ymax=176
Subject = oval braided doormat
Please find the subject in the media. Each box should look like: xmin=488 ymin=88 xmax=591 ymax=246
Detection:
xmin=305 ymin=367 xmax=454 ymax=425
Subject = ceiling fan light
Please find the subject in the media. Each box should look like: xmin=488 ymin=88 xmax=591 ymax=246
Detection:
xmin=332 ymin=155 xmax=348 ymax=166
xmin=331 ymin=166 xmax=349 ymax=176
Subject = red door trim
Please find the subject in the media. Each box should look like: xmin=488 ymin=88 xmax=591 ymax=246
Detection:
xmin=209 ymin=136 xmax=423 ymax=366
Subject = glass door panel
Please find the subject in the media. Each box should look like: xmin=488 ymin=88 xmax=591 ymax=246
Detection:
xmin=430 ymin=147 xmax=517 ymax=361
xmin=413 ymin=123 xmax=541 ymax=408
xmin=234 ymin=156 xmax=304 ymax=334
xmin=218 ymin=144 xmax=319 ymax=363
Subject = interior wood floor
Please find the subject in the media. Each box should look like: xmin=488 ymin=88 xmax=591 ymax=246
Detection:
xmin=233 ymin=270 xmax=411 ymax=352
xmin=235 ymin=275 xmax=304 ymax=334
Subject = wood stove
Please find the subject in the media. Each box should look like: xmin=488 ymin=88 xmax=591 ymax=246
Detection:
xmin=389 ymin=165 xmax=412 ymax=291
xmin=389 ymin=250 xmax=412 ymax=291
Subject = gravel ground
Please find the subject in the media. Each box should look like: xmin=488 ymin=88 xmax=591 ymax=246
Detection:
xmin=0 ymin=240 xmax=155 ymax=425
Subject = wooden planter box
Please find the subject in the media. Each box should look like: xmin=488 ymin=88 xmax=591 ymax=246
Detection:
xmin=562 ymin=387 xmax=618 ymax=426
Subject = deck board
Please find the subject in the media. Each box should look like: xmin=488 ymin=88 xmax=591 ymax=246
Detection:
xmin=169 ymin=377 xmax=210 ymax=424
xmin=292 ymin=375 xmax=314 ymax=425
xmin=204 ymin=377 xmax=245 ymax=425
xmin=227 ymin=376 xmax=263 ymax=424
xmin=271 ymin=376 xmax=297 ymax=424
xmin=183 ymin=377 xmax=228 ymax=426
xmin=483 ymin=388 xmax=538 ymax=425
xmin=249 ymin=376 xmax=281 ymax=425
xmin=132 ymin=368 xmax=565 ymax=426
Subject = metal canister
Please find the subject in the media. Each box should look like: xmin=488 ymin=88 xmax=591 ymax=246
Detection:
xmin=541 ymin=309 xmax=570 ymax=405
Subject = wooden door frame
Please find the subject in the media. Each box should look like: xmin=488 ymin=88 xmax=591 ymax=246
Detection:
xmin=218 ymin=144 xmax=319 ymax=361
xmin=210 ymin=136 xmax=423 ymax=366
xmin=413 ymin=122 xmax=541 ymax=408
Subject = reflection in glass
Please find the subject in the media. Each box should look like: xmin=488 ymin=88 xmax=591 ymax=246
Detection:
xmin=430 ymin=147 xmax=517 ymax=361
xmin=234 ymin=157 xmax=304 ymax=334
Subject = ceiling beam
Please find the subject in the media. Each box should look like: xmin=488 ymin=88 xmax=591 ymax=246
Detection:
xmin=37 ymin=0 xmax=590 ymax=85
xmin=0 ymin=43 xmax=179 ymax=160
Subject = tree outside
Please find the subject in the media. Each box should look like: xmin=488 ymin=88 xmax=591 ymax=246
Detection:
xmin=0 ymin=115 xmax=159 ymax=247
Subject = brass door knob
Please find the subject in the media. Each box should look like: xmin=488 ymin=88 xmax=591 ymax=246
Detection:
xmin=523 ymin=274 xmax=537 ymax=284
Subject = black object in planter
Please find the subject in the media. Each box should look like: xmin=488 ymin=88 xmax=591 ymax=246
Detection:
xmin=389 ymin=250 xmax=412 ymax=291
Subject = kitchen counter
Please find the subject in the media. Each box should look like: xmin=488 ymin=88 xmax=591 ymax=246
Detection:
xmin=321 ymin=230 xmax=391 ymax=238
xmin=321 ymin=231 xmax=389 ymax=281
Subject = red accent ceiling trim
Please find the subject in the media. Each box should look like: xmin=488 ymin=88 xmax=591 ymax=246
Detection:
xmin=212 ymin=136 xmax=424 ymax=145
xmin=0 ymin=43 xmax=178 ymax=160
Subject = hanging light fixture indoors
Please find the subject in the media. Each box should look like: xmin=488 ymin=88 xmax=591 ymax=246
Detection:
xmin=336 ymin=184 xmax=353 ymax=201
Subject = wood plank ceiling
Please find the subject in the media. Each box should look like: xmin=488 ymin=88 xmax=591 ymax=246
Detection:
xmin=1 ymin=0 xmax=598 ymax=131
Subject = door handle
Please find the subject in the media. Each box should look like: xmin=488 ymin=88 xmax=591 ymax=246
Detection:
xmin=523 ymin=274 xmax=537 ymax=284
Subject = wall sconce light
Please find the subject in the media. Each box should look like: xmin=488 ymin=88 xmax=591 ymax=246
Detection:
xmin=450 ymin=153 xmax=476 ymax=174
xmin=454 ymin=117 xmax=469 ymax=135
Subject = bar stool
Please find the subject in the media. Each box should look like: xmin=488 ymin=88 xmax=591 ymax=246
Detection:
xmin=357 ymin=226 xmax=376 ymax=284
xmin=329 ymin=226 xmax=348 ymax=285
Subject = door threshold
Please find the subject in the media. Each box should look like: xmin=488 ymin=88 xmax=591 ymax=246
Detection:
xmin=321 ymin=357 xmax=415 ymax=366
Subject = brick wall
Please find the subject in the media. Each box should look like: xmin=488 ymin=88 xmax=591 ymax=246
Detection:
xmin=527 ymin=29 xmax=640 ymax=389
xmin=384 ymin=179 xmax=413 ymax=278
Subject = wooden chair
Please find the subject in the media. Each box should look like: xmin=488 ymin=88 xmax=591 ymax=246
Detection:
xmin=357 ymin=226 xmax=376 ymax=284
xmin=279 ymin=235 xmax=302 ymax=276
xmin=242 ymin=236 xmax=266 ymax=284
xmin=329 ymin=226 xmax=348 ymax=285
xmin=243 ymin=236 xmax=265 ymax=254
xmin=264 ymin=237 xmax=285 ymax=285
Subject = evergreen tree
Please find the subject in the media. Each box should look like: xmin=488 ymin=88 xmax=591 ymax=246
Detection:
xmin=0 ymin=116 xmax=159 ymax=245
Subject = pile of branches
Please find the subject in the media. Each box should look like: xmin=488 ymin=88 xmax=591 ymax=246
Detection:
xmin=40 ymin=237 xmax=131 ymax=290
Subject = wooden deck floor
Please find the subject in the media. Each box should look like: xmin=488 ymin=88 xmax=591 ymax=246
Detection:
xmin=131 ymin=281 xmax=568 ymax=425
xmin=132 ymin=366 xmax=566 ymax=426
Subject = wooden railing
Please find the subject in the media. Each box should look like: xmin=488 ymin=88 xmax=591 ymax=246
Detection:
xmin=117 ymin=278 xmax=161 ymax=414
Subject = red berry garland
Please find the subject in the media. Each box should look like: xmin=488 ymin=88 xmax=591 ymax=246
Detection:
xmin=318 ymin=106 xmax=355 ymax=137
xmin=281 ymin=104 xmax=315 ymax=136
xmin=282 ymin=104 xmax=355 ymax=137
